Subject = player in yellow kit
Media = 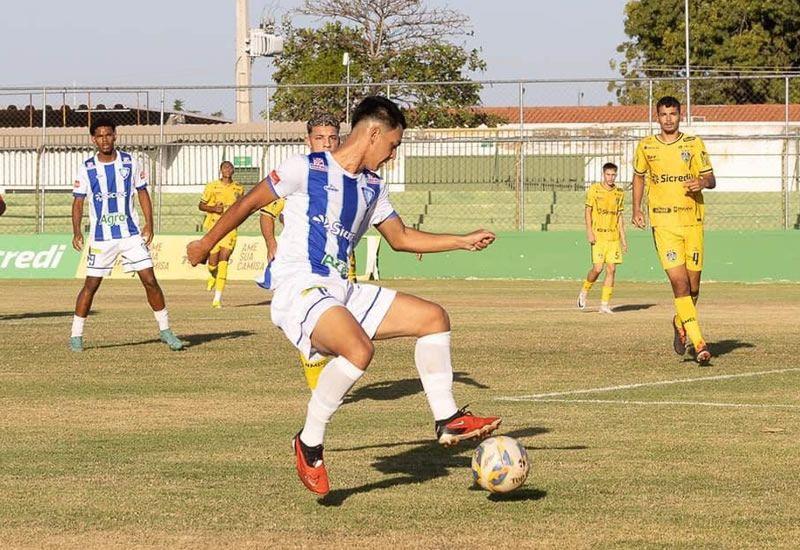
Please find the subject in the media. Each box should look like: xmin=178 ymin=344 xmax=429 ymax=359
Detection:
xmin=257 ymin=113 xmax=354 ymax=389
xmin=198 ymin=160 xmax=244 ymax=308
xmin=577 ymin=162 xmax=627 ymax=313
xmin=632 ymin=96 xmax=716 ymax=365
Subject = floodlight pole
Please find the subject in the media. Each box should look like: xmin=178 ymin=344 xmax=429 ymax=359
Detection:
xmin=343 ymin=53 xmax=351 ymax=126
xmin=235 ymin=0 xmax=252 ymax=123
xmin=684 ymin=0 xmax=691 ymax=125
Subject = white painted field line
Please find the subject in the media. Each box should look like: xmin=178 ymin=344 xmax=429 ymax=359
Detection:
xmin=499 ymin=367 xmax=800 ymax=401
xmin=528 ymin=398 xmax=800 ymax=410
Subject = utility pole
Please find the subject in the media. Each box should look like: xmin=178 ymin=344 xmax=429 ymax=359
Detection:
xmin=235 ymin=0 xmax=252 ymax=123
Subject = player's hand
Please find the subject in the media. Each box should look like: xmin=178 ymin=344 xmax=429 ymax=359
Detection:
xmin=463 ymin=229 xmax=495 ymax=251
xmin=141 ymin=224 xmax=154 ymax=246
xmin=186 ymin=239 xmax=210 ymax=266
xmin=216 ymin=205 xmax=225 ymax=214
xmin=683 ymin=178 xmax=705 ymax=193
xmin=631 ymin=209 xmax=646 ymax=229
xmin=72 ymin=233 xmax=84 ymax=252
xmin=587 ymin=232 xmax=596 ymax=245
xmin=266 ymin=238 xmax=278 ymax=263
xmin=622 ymin=241 xmax=629 ymax=253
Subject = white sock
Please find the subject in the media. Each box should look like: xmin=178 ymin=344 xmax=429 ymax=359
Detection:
xmin=414 ymin=331 xmax=458 ymax=421
xmin=301 ymin=356 xmax=364 ymax=447
xmin=71 ymin=315 xmax=86 ymax=338
xmin=213 ymin=290 xmax=222 ymax=302
xmin=153 ymin=309 xmax=169 ymax=331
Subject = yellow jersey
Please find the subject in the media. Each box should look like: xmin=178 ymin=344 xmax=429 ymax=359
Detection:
xmin=259 ymin=198 xmax=286 ymax=219
xmin=200 ymin=179 xmax=244 ymax=231
xmin=633 ymin=133 xmax=713 ymax=227
xmin=585 ymin=182 xmax=624 ymax=241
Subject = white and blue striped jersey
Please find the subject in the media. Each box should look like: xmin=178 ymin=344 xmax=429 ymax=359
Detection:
xmin=73 ymin=150 xmax=148 ymax=242
xmin=265 ymin=151 xmax=396 ymax=289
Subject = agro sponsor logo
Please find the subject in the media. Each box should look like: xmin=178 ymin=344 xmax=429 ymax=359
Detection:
xmin=100 ymin=213 xmax=129 ymax=225
xmin=311 ymin=214 xmax=355 ymax=240
xmin=321 ymin=253 xmax=349 ymax=278
xmin=309 ymin=157 xmax=328 ymax=172
xmin=0 ymin=245 xmax=67 ymax=270
xmin=94 ymin=191 xmax=128 ymax=201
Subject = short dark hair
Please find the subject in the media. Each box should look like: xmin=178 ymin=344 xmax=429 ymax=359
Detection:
xmin=656 ymin=96 xmax=681 ymax=112
xmin=351 ymin=96 xmax=406 ymax=130
xmin=602 ymin=162 xmax=618 ymax=171
xmin=220 ymin=160 xmax=234 ymax=169
xmin=306 ymin=112 xmax=340 ymax=134
xmin=90 ymin=117 xmax=116 ymax=136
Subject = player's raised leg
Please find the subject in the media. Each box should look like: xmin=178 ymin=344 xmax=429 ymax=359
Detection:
xmin=374 ymin=292 xmax=501 ymax=447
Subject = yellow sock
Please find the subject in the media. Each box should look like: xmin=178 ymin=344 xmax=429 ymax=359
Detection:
xmin=601 ymin=286 xmax=613 ymax=305
xmin=300 ymin=354 xmax=332 ymax=390
xmin=675 ymin=296 xmax=705 ymax=349
xmin=582 ymin=280 xmax=594 ymax=293
xmin=216 ymin=261 xmax=228 ymax=293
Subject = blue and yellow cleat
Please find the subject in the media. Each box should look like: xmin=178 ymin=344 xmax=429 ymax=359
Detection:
xmin=69 ymin=336 xmax=84 ymax=352
xmin=159 ymin=329 xmax=185 ymax=351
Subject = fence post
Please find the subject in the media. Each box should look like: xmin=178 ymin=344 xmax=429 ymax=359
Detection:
xmin=519 ymin=81 xmax=525 ymax=231
xmin=648 ymin=79 xmax=654 ymax=134
xmin=38 ymin=88 xmax=47 ymax=233
xmin=785 ymin=76 xmax=790 ymax=230
xmin=157 ymin=88 xmax=165 ymax=233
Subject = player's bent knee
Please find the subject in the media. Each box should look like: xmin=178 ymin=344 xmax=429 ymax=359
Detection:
xmin=343 ymin=338 xmax=374 ymax=369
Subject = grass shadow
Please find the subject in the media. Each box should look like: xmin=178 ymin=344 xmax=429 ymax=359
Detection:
xmin=91 ymin=330 xmax=256 ymax=350
xmin=232 ymin=299 xmax=271 ymax=307
xmin=611 ymin=303 xmax=657 ymax=312
xmin=712 ymin=339 xmax=755 ymax=357
xmin=345 ymin=371 xmax=489 ymax=404
xmin=319 ymin=427 xmax=562 ymax=506
xmin=1 ymin=310 xmax=77 ymax=321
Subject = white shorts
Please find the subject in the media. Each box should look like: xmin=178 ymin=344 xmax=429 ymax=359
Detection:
xmin=270 ymin=276 xmax=397 ymax=361
xmin=86 ymin=235 xmax=153 ymax=278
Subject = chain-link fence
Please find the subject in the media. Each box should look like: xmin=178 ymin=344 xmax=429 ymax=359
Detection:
xmin=1 ymin=76 xmax=799 ymax=235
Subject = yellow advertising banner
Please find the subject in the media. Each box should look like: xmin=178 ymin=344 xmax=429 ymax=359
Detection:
xmin=75 ymin=236 xmax=270 ymax=281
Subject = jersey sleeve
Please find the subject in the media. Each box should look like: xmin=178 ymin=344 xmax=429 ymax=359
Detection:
xmin=260 ymin=198 xmax=286 ymax=218
xmin=132 ymin=157 xmax=148 ymax=189
xmin=633 ymin=140 xmax=649 ymax=176
xmin=72 ymin=166 xmax=89 ymax=197
xmin=267 ymin=154 xmax=307 ymax=199
xmin=693 ymin=137 xmax=713 ymax=174
xmin=617 ymin=189 xmax=625 ymax=212
xmin=199 ymin=182 xmax=214 ymax=204
xmin=369 ymin=184 xmax=397 ymax=226
xmin=584 ymin=185 xmax=595 ymax=207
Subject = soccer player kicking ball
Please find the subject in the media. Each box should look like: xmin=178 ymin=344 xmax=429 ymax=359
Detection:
xmin=69 ymin=117 xmax=183 ymax=352
xmin=257 ymin=112 xmax=352 ymax=390
xmin=198 ymin=160 xmax=244 ymax=308
xmin=187 ymin=96 xmax=501 ymax=496
xmin=631 ymin=96 xmax=715 ymax=365
xmin=577 ymin=162 xmax=627 ymax=313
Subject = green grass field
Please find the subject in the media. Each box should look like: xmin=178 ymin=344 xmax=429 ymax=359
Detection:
xmin=1 ymin=279 xmax=799 ymax=548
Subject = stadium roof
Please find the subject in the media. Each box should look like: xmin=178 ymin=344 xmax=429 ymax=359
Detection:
xmin=479 ymin=104 xmax=800 ymax=124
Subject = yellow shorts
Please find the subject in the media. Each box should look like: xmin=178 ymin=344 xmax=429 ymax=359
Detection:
xmin=210 ymin=229 xmax=238 ymax=255
xmin=591 ymin=239 xmax=623 ymax=265
xmin=652 ymin=225 xmax=704 ymax=271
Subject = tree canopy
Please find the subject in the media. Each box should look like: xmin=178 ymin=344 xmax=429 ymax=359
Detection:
xmin=268 ymin=0 xmax=502 ymax=127
xmin=611 ymin=0 xmax=800 ymax=104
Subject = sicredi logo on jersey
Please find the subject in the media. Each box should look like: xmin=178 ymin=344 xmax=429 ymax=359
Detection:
xmin=311 ymin=214 xmax=356 ymax=240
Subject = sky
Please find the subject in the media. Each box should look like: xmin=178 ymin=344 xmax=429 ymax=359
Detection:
xmin=0 ymin=0 xmax=630 ymax=115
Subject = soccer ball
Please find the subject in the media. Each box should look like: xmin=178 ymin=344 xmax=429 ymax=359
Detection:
xmin=471 ymin=435 xmax=529 ymax=493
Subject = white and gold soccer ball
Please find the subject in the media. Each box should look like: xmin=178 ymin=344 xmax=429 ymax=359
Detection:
xmin=471 ymin=435 xmax=529 ymax=493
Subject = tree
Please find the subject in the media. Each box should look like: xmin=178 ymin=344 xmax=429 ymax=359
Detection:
xmin=611 ymin=0 xmax=800 ymax=105
xmin=269 ymin=0 xmax=504 ymax=127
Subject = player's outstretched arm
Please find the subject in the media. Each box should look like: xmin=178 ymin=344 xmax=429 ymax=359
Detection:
xmin=631 ymin=173 xmax=646 ymax=229
xmin=71 ymin=196 xmax=85 ymax=251
xmin=375 ymin=216 xmax=495 ymax=253
xmin=187 ymin=179 xmax=278 ymax=266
